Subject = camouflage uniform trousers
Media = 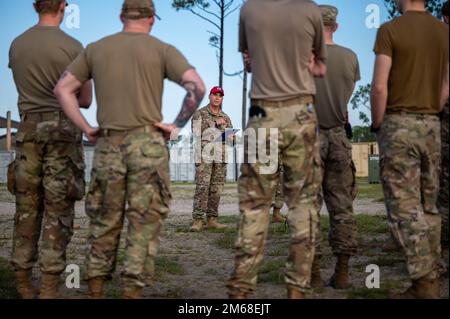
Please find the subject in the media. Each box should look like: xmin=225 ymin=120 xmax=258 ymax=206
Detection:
xmin=272 ymin=161 xmax=285 ymax=210
xmin=438 ymin=102 xmax=449 ymax=248
xmin=377 ymin=113 xmax=442 ymax=280
xmin=11 ymin=112 xmax=85 ymax=275
xmin=192 ymin=162 xmax=227 ymax=220
xmin=85 ymin=131 xmax=171 ymax=289
xmin=315 ymin=126 xmax=358 ymax=257
xmin=227 ymin=100 xmax=322 ymax=294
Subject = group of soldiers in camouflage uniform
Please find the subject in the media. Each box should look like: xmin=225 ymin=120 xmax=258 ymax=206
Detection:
xmin=6 ymin=0 xmax=449 ymax=299
xmin=8 ymin=0 xmax=205 ymax=299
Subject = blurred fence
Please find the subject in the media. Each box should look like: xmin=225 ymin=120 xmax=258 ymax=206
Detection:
xmin=1 ymin=139 xmax=379 ymax=183
xmin=0 ymin=147 xmax=240 ymax=184
xmin=0 ymin=151 xmax=14 ymax=183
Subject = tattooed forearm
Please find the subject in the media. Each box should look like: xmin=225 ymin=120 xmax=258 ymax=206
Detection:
xmin=174 ymin=81 xmax=203 ymax=128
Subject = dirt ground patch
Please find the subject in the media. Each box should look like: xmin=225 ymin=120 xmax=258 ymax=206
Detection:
xmin=0 ymin=181 xmax=448 ymax=299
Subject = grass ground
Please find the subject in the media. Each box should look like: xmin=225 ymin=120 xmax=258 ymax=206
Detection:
xmin=355 ymin=178 xmax=384 ymax=202
xmin=0 ymin=179 xmax=448 ymax=299
xmin=0 ymin=184 xmax=14 ymax=203
xmin=0 ymin=257 xmax=19 ymax=299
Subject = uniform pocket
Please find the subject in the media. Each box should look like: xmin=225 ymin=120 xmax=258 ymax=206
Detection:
xmin=85 ymin=171 xmax=103 ymax=220
xmin=66 ymin=148 xmax=86 ymax=201
xmin=59 ymin=214 xmax=74 ymax=230
xmin=50 ymin=127 xmax=77 ymax=143
xmin=7 ymin=160 xmax=16 ymax=195
xmin=15 ymin=132 xmax=26 ymax=144
xmin=156 ymin=169 xmax=172 ymax=217
xmin=350 ymin=160 xmax=358 ymax=200
xmin=295 ymin=110 xmax=309 ymax=124
xmin=140 ymin=136 xmax=166 ymax=159
xmin=329 ymin=135 xmax=352 ymax=163
xmin=342 ymin=136 xmax=353 ymax=150
xmin=295 ymin=104 xmax=316 ymax=125
xmin=15 ymin=121 xmax=36 ymax=144
xmin=309 ymin=149 xmax=323 ymax=193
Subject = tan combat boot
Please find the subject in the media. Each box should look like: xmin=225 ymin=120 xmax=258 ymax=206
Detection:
xmin=310 ymin=256 xmax=324 ymax=289
xmin=190 ymin=219 xmax=204 ymax=232
xmin=271 ymin=208 xmax=286 ymax=223
xmin=329 ymin=254 xmax=351 ymax=289
xmin=287 ymin=287 xmax=305 ymax=299
xmin=40 ymin=274 xmax=62 ymax=299
xmin=15 ymin=270 xmax=37 ymax=299
xmin=390 ymin=277 xmax=440 ymax=299
xmin=122 ymin=287 xmax=143 ymax=299
xmin=88 ymin=277 xmax=106 ymax=299
xmin=207 ymin=217 xmax=227 ymax=230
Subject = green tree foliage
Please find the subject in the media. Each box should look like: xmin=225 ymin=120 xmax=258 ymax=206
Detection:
xmin=351 ymin=84 xmax=371 ymax=126
xmin=352 ymin=125 xmax=377 ymax=143
xmin=171 ymin=0 xmax=243 ymax=87
xmin=384 ymin=0 xmax=446 ymax=18
xmin=350 ymin=84 xmax=377 ymax=142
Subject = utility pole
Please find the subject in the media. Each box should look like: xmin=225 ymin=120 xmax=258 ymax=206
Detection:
xmin=219 ymin=0 xmax=225 ymax=87
xmin=6 ymin=111 xmax=12 ymax=152
xmin=236 ymin=69 xmax=248 ymax=182
xmin=242 ymin=69 xmax=248 ymax=129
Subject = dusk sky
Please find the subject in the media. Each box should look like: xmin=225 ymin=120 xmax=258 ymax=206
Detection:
xmin=0 ymin=0 xmax=393 ymax=135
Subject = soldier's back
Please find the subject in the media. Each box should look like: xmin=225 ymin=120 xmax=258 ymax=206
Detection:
xmin=68 ymin=32 xmax=191 ymax=130
xmin=9 ymin=26 xmax=82 ymax=113
xmin=240 ymin=0 xmax=326 ymax=100
xmin=315 ymin=44 xmax=360 ymax=129
xmin=375 ymin=12 xmax=449 ymax=113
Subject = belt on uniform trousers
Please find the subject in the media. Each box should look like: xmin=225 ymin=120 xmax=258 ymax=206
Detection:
xmin=99 ymin=125 xmax=160 ymax=137
xmin=251 ymin=95 xmax=314 ymax=108
xmin=385 ymin=109 xmax=439 ymax=119
xmin=21 ymin=110 xmax=66 ymax=122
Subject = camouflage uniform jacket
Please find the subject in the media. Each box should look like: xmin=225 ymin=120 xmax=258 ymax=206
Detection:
xmin=192 ymin=104 xmax=233 ymax=163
